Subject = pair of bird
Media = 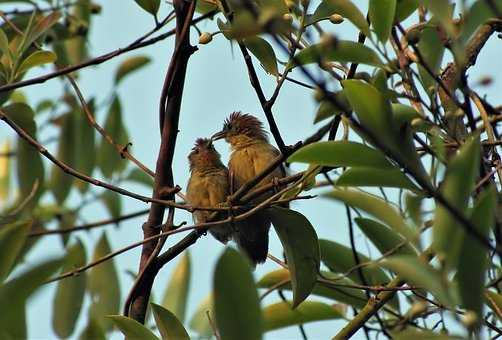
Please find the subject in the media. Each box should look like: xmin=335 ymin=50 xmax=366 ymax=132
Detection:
xmin=186 ymin=112 xmax=284 ymax=266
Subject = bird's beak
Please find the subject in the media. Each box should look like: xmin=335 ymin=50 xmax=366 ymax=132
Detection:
xmin=211 ymin=130 xmax=226 ymax=141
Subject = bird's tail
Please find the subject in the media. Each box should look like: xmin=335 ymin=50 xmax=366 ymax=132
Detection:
xmin=233 ymin=212 xmax=270 ymax=266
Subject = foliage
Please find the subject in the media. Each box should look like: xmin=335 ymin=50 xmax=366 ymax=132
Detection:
xmin=0 ymin=0 xmax=501 ymax=339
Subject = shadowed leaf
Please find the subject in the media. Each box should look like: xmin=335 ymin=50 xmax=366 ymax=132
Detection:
xmin=162 ymin=251 xmax=191 ymax=323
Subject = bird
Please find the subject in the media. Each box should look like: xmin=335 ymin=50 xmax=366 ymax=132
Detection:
xmin=212 ymin=112 xmax=285 ymax=265
xmin=186 ymin=138 xmax=233 ymax=244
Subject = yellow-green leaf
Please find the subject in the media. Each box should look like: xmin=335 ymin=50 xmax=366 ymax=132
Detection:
xmin=107 ymin=315 xmax=159 ymax=340
xmin=16 ymin=50 xmax=56 ymax=76
xmin=134 ymin=0 xmax=161 ymax=16
xmin=162 ymin=251 xmax=191 ymax=323
xmin=151 ymin=303 xmax=190 ymax=340
xmin=214 ymin=248 xmax=263 ymax=340
xmin=369 ymin=0 xmax=396 ymax=43
xmin=263 ymin=301 xmax=343 ymax=331
xmin=114 ymin=55 xmax=151 ymax=84
xmin=0 ymin=221 xmax=30 ymax=281
xmin=310 ymin=0 xmax=370 ymax=35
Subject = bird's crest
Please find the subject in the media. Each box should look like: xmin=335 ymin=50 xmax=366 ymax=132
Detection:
xmin=224 ymin=111 xmax=268 ymax=141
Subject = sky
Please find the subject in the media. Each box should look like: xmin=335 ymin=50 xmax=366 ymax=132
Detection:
xmin=1 ymin=0 xmax=501 ymax=339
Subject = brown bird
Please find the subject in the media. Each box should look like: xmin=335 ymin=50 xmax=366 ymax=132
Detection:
xmin=212 ymin=112 xmax=285 ymax=265
xmin=186 ymin=138 xmax=232 ymax=244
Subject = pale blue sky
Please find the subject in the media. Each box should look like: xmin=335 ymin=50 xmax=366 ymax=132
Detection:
xmin=1 ymin=0 xmax=500 ymax=339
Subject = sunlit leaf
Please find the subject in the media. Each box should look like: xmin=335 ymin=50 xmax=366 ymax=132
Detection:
xmin=107 ymin=315 xmax=159 ymax=340
xmin=263 ymin=301 xmax=343 ymax=331
xmin=151 ymin=303 xmax=190 ymax=340
xmin=214 ymin=248 xmax=263 ymax=340
xmin=52 ymin=240 xmax=87 ymax=338
xmin=369 ymin=0 xmax=396 ymax=43
xmin=288 ymin=141 xmax=393 ymax=169
xmin=16 ymin=50 xmax=56 ymax=76
xmin=162 ymin=251 xmax=191 ymax=323
xmin=189 ymin=294 xmax=213 ymax=337
xmin=0 ymin=140 xmax=10 ymax=202
xmin=78 ymin=316 xmax=106 ymax=340
xmin=114 ymin=55 xmax=151 ymax=84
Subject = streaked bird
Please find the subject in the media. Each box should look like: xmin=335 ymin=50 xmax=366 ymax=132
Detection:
xmin=212 ymin=112 xmax=285 ymax=265
xmin=186 ymin=138 xmax=232 ymax=244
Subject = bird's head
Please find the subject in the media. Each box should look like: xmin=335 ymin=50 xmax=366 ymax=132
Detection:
xmin=188 ymin=138 xmax=223 ymax=171
xmin=211 ymin=112 xmax=268 ymax=146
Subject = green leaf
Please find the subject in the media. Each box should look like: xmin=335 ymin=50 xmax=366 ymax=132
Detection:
xmin=88 ymin=233 xmax=121 ymax=330
xmin=417 ymin=23 xmax=445 ymax=94
xmin=269 ymin=207 xmax=320 ymax=308
xmin=314 ymin=93 xmax=350 ymax=123
xmin=78 ymin=316 xmax=106 ymax=340
xmin=101 ymin=191 xmax=122 ymax=219
xmin=2 ymin=103 xmax=44 ymax=204
xmin=134 ymin=0 xmax=161 ymax=16
xmin=75 ymin=103 xmax=96 ymax=193
xmin=125 ymin=168 xmax=154 ymax=188
xmin=319 ymin=239 xmax=392 ymax=286
xmin=325 ymin=188 xmax=416 ymax=241
xmin=189 ymin=294 xmax=213 ymax=337
xmin=114 ymin=55 xmax=151 ymax=84
xmin=22 ymin=12 xmax=62 ymax=54
xmin=393 ymin=329 xmax=463 ymax=340
xmin=151 ymin=303 xmax=190 ymax=340
xmin=257 ymin=269 xmax=368 ymax=309
xmin=50 ymin=112 xmax=76 ymax=204
xmin=420 ymin=0 xmax=454 ymax=35
xmin=107 ymin=315 xmax=159 ymax=340
xmin=433 ymin=136 xmax=480 ymax=268
xmin=0 ymin=221 xmax=30 ymax=281
xmin=0 ymin=258 xmax=62 ymax=339
xmin=162 ymin=251 xmax=191 ymax=323
xmin=52 ymin=240 xmax=87 ymax=338
xmin=342 ymin=80 xmax=395 ymax=146
xmin=288 ymin=141 xmax=393 ymax=169
xmin=369 ymin=0 xmax=396 ymax=43
xmin=457 ymin=186 xmax=496 ymax=318
xmin=214 ymin=248 xmax=263 ymax=340
xmin=461 ymin=0 xmax=502 ymax=43
xmin=310 ymin=0 xmax=370 ymax=35
xmin=16 ymin=50 xmax=56 ymax=76
xmin=97 ymin=96 xmax=129 ymax=178
xmin=263 ymin=301 xmax=343 ymax=331
xmin=337 ymin=167 xmax=421 ymax=192
xmin=382 ymin=255 xmax=453 ymax=306
xmin=395 ymin=0 xmax=420 ymax=21
xmin=244 ymin=37 xmax=279 ymax=76
xmin=355 ymin=218 xmax=416 ymax=256
xmin=293 ymin=41 xmax=382 ymax=69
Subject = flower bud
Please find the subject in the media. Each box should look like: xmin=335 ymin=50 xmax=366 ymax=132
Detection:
xmin=199 ymin=32 xmax=213 ymax=45
xmin=329 ymin=14 xmax=344 ymax=24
